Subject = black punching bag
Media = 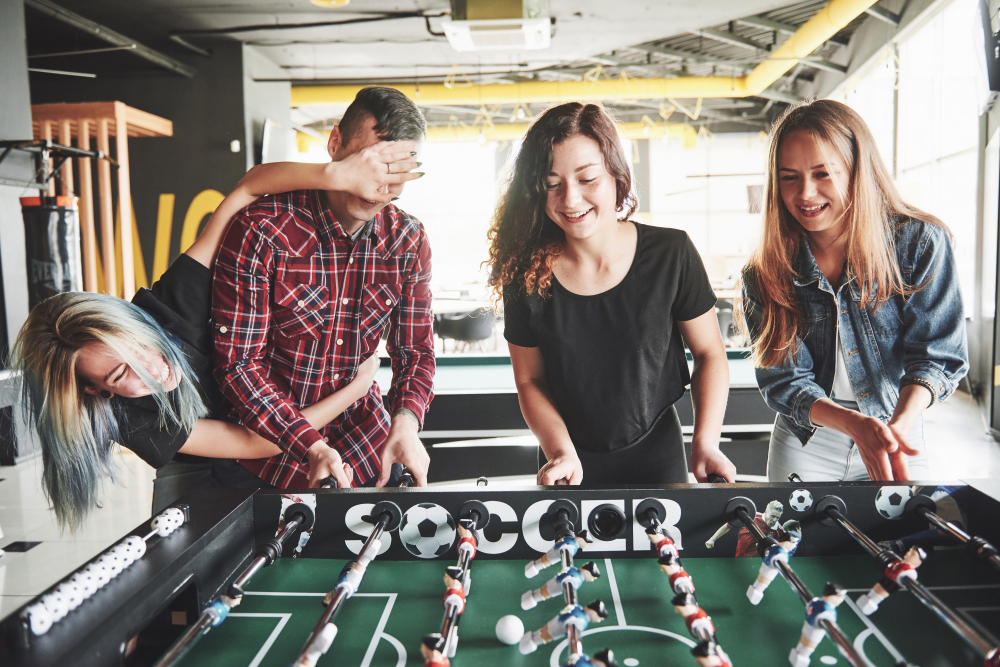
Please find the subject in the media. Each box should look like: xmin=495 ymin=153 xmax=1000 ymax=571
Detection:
xmin=20 ymin=196 xmax=83 ymax=310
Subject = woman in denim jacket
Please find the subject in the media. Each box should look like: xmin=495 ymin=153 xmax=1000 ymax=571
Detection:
xmin=739 ymin=100 xmax=968 ymax=482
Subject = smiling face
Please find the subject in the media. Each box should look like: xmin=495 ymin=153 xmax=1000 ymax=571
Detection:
xmin=544 ymin=134 xmax=619 ymax=242
xmin=76 ymin=341 xmax=178 ymax=398
xmin=777 ymin=129 xmax=852 ymax=238
xmin=326 ymin=115 xmax=419 ymax=233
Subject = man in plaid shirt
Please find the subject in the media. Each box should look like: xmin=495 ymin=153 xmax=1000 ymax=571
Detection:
xmin=212 ymin=87 xmax=435 ymax=488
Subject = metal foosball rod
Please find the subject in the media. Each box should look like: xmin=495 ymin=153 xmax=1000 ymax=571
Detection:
xmin=815 ymin=497 xmax=1000 ymax=662
xmin=725 ymin=497 xmax=872 ymax=667
xmin=904 ymin=495 xmax=1000 ymax=574
xmin=153 ymin=500 xmax=318 ymax=667
xmin=519 ymin=500 xmax=609 ymax=666
xmin=640 ymin=495 xmax=732 ymax=665
xmin=295 ymin=470 xmax=410 ymax=667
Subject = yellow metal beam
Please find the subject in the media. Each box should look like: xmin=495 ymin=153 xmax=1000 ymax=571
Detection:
xmin=297 ymin=120 xmax=699 ymax=149
xmin=291 ymin=0 xmax=875 ymax=108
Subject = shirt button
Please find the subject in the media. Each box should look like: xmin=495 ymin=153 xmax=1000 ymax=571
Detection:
xmin=385 ymin=299 xmax=392 ymax=305
xmin=348 ymin=258 xmax=354 ymax=264
xmin=324 ymin=436 xmax=330 ymax=443
xmin=336 ymin=338 xmax=343 ymax=345
xmin=219 ymin=326 xmax=228 ymax=333
xmin=334 ymin=373 xmax=340 ymax=380
xmin=342 ymin=298 xmax=349 ymax=305
xmin=297 ymin=300 xmax=306 ymax=308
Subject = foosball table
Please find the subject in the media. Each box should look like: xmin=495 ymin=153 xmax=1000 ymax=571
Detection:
xmin=2 ymin=479 xmax=999 ymax=667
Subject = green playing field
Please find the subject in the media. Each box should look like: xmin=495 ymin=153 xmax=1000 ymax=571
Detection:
xmin=179 ymin=550 xmax=998 ymax=667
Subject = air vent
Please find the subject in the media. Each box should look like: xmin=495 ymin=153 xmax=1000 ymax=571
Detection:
xmin=443 ymin=18 xmax=551 ymax=52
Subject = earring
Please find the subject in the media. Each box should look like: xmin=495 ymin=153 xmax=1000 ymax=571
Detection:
xmin=100 ymin=389 xmax=113 ymax=399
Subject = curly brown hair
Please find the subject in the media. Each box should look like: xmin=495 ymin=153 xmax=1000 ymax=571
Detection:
xmin=486 ymin=102 xmax=637 ymax=305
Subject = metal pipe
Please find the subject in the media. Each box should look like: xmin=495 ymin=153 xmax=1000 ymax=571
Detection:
xmin=24 ymin=0 xmax=195 ymax=77
xmin=232 ymin=518 xmax=301 ymax=592
xmin=914 ymin=506 xmax=1000 ymax=573
xmin=291 ymin=0 xmax=877 ymax=106
xmin=732 ymin=508 xmax=872 ymax=667
xmin=824 ymin=508 xmax=998 ymax=657
xmin=297 ymin=511 xmax=390 ymax=661
xmin=153 ymin=613 xmax=215 ymax=667
xmin=154 ymin=515 xmax=305 ymax=667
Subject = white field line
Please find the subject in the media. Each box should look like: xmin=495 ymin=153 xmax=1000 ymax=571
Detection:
xmin=604 ymin=558 xmax=627 ymax=627
xmin=227 ymin=613 xmax=291 ymax=667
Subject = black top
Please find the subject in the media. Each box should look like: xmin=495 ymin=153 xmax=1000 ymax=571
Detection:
xmin=503 ymin=224 xmax=716 ymax=453
xmin=114 ymin=255 xmax=223 ymax=468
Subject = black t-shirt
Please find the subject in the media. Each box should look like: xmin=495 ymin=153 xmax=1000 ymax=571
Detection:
xmin=113 ymin=255 xmax=223 ymax=468
xmin=503 ymin=223 xmax=716 ymax=453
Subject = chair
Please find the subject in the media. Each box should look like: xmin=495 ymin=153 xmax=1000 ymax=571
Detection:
xmin=434 ymin=307 xmax=496 ymax=353
xmin=715 ymin=299 xmax=735 ymax=346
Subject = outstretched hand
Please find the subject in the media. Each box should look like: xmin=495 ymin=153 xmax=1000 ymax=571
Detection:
xmin=850 ymin=414 xmax=920 ymax=481
xmin=333 ymin=141 xmax=422 ymax=204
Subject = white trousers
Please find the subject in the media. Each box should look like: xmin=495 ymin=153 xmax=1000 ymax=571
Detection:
xmin=766 ymin=403 xmax=929 ymax=483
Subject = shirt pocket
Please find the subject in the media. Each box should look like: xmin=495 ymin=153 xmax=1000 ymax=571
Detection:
xmin=360 ymin=283 xmax=401 ymax=341
xmin=273 ymin=281 xmax=329 ymax=340
xmin=797 ymin=291 xmax=832 ymax=322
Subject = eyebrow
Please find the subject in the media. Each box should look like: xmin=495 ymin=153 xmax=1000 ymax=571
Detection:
xmin=779 ymin=164 xmax=826 ymax=172
xmin=104 ymin=363 xmax=125 ymax=384
xmin=549 ymin=162 xmax=601 ymax=176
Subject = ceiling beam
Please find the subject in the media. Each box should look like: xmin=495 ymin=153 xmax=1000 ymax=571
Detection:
xmin=24 ymin=0 xmax=195 ymax=77
xmin=865 ymin=5 xmax=901 ymax=26
xmin=736 ymin=15 xmax=849 ymax=47
xmin=802 ymin=58 xmax=847 ymax=74
xmin=633 ymin=43 xmax=755 ymax=73
xmin=690 ymin=27 xmax=769 ymax=52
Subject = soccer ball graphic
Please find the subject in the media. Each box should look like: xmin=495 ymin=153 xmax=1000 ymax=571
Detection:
xmin=875 ymin=486 xmax=912 ymax=520
xmin=789 ymin=490 xmax=813 ymax=512
xmin=399 ymin=503 xmax=457 ymax=558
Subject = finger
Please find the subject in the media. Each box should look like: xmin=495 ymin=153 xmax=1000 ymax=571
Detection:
xmin=894 ymin=431 xmax=920 ymax=456
xmin=539 ymin=462 xmax=565 ymax=486
xmin=412 ymin=461 xmax=428 ymax=487
xmin=385 ymin=171 xmax=424 ymax=185
xmin=890 ymin=451 xmax=911 ymax=481
xmin=382 ymin=158 xmax=419 ymax=173
xmin=374 ymin=141 xmax=408 ymax=156
xmin=344 ymin=463 xmax=355 ymax=486
xmin=878 ymin=426 xmax=900 ymax=455
xmin=872 ymin=449 xmax=892 ymax=481
xmin=376 ymin=455 xmax=391 ymax=488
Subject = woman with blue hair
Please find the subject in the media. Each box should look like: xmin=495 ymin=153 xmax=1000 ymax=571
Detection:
xmin=12 ymin=141 xmax=421 ymax=529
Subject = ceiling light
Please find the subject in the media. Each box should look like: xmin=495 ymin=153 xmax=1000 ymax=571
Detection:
xmin=309 ymin=0 xmax=350 ymax=5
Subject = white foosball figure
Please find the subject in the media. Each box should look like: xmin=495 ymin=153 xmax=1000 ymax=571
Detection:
xmin=789 ymin=583 xmax=847 ymax=667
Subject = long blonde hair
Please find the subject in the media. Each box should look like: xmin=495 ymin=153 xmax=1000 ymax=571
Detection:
xmin=738 ymin=99 xmax=946 ymax=368
xmin=11 ymin=292 xmax=206 ymax=530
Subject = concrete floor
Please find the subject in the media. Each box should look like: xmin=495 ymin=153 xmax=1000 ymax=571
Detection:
xmin=0 ymin=389 xmax=997 ymax=616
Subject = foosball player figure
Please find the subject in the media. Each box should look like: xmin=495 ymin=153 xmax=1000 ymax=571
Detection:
xmin=747 ymin=520 xmax=802 ymax=605
xmin=522 ymin=561 xmax=601 ymax=609
xmin=692 ymin=639 xmax=734 ymax=667
xmin=789 ymin=582 xmax=847 ymax=667
xmin=647 ymin=525 xmax=679 ymax=561
xmin=562 ymin=648 xmax=620 ymax=667
xmin=323 ymin=560 xmax=366 ymax=606
xmin=421 ymin=633 xmax=449 ymax=667
xmin=518 ymin=600 xmax=608 ymax=654
xmin=706 ymin=500 xmax=784 ymax=556
xmin=671 ymin=593 xmax=716 ymax=640
xmin=659 ymin=555 xmax=695 ymax=595
xmin=857 ymin=546 xmax=926 ymax=616
xmin=525 ymin=530 xmax=593 ymax=578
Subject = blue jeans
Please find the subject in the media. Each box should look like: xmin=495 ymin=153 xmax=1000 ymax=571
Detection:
xmin=766 ymin=401 xmax=928 ymax=482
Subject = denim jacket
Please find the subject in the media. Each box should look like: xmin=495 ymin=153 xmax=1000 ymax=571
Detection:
xmin=742 ymin=218 xmax=969 ymax=445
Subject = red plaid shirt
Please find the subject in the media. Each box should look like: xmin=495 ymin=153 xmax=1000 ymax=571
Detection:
xmin=212 ymin=190 xmax=435 ymax=488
